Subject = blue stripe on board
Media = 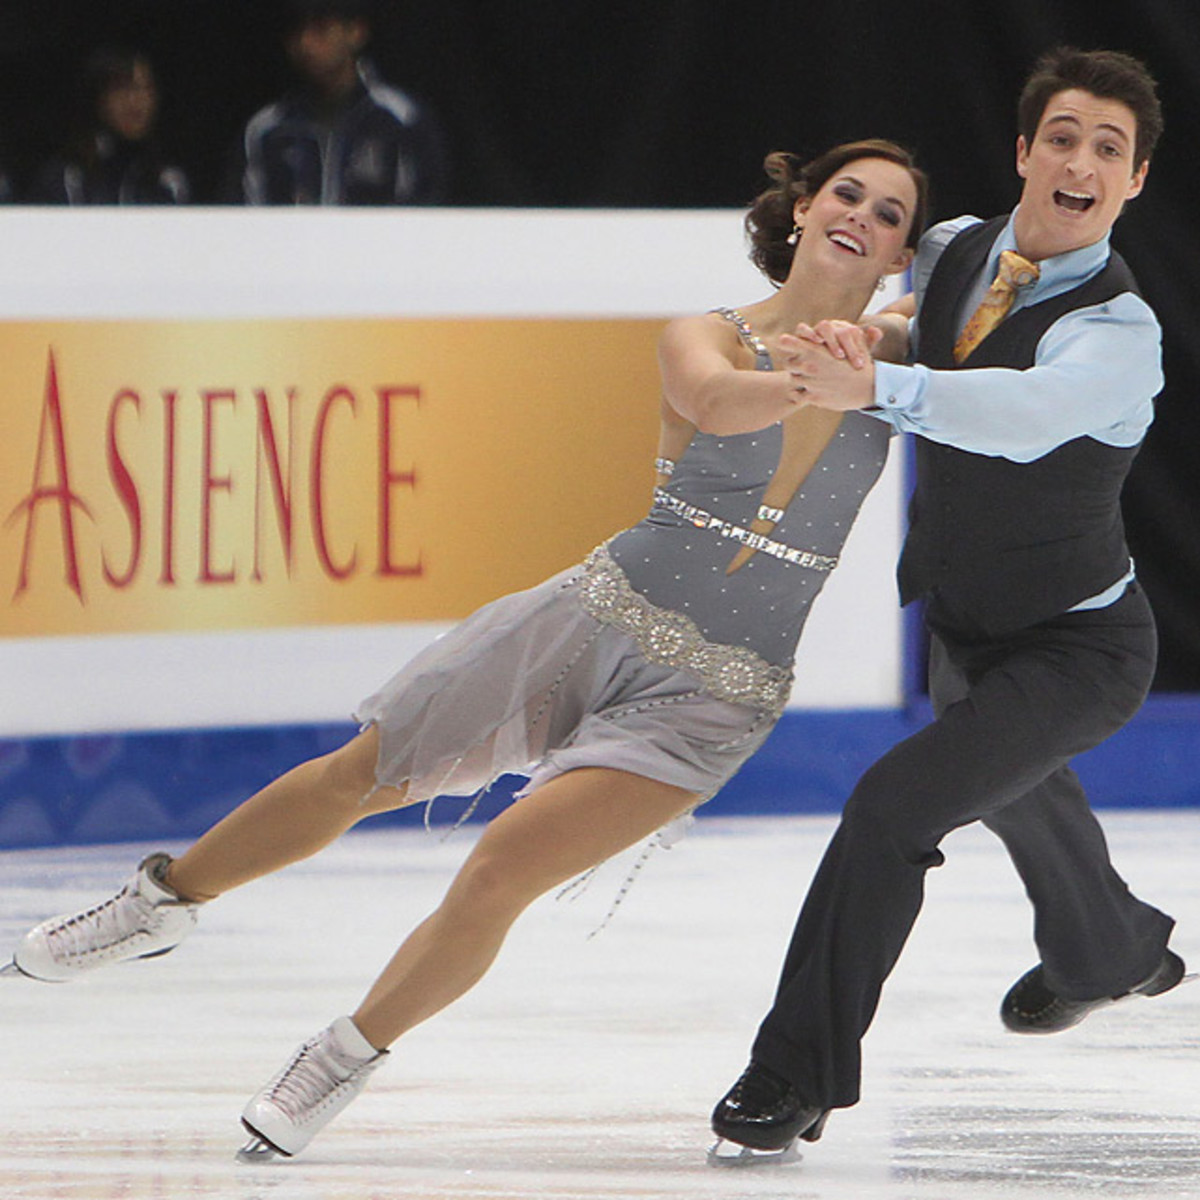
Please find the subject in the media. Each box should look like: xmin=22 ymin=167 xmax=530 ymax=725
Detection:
xmin=0 ymin=697 xmax=1197 ymax=850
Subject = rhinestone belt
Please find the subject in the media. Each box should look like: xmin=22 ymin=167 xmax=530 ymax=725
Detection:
xmin=652 ymin=488 xmax=838 ymax=572
xmin=577 ymin=544 xmax=792 ymax=716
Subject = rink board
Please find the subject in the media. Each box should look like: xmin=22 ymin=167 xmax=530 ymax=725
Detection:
xmin=0 ymin=210 xmax=1195 ymax=847
xmin=1 ymin=698 xmax=1198 ymax=849
xmin=0 ymin=208 xmax=905 ymax=740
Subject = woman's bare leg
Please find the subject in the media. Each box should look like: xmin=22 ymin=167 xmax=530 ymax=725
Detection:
xmin=167 ymin=726 xmax=408 ymax=901
xmin=351 ymin=767 xmax=698 ymax=1050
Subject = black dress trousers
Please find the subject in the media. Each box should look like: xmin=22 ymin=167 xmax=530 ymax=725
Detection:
xmin=750 ymin=582 xmax=1174 ymax=1109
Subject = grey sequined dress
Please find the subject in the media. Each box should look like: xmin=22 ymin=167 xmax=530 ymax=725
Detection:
xmin=357 ymin=309 xmax=890 ymax=806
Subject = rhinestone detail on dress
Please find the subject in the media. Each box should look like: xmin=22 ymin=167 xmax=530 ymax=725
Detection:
xmin=713 ymin=307 xmax=773 ymax=368
xmin=652 ymin=489 xmax=838 ymax=571
xmin=578 ymin=544 xmax=792 ymax=717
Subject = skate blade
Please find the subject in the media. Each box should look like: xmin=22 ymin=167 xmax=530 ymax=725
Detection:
xmin=707 ymin=1138 xmax=801 ymax=1167
xmin=236 ymin=1136 xmax=284 ymax=1164
xmin=1 ymin=960 xmax=31 ymax=979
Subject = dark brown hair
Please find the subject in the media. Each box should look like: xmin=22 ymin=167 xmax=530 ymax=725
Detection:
xmin=745 ymin=139 xmax=929 ymax=284
xmin=1017 ymin=47 xmax=1162 ymax=169
xmin=70 ymin=46 xmax=158 ymax=167
xmin=284 ymin=0 xmax=373 ymax=34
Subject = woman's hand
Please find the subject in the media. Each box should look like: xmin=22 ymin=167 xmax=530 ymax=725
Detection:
xmin=778 ymin=330 xmax=876 ymax=412
xmin=789 ymin=320 xmax=883 ymax=370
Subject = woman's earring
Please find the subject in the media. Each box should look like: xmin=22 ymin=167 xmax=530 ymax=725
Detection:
xmin=876 ymin=277 xmax=887 ymax=292
xmin=786 ymin=224 xmax=802 ymax=246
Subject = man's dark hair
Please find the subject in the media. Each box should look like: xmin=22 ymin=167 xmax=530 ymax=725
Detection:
xmin=283 ymin=0 xmax=373 ymax=33
xmin=1018 ymin=47 xmax=1162 ymax=169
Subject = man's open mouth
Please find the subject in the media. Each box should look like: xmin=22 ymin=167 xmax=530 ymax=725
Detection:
xmin=1054 ymin=189 xmax=1095 ymax=212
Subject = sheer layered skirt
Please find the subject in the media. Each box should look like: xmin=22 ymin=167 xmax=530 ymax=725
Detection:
xmin=355 ymin=546 xmax=789 ymax=811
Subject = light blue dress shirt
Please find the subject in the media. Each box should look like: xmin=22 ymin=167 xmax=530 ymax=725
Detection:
xmin=871 ymin=208 xmax=1164 ymax=611
xmin=872 ymin=209 xmax=1162 ymax=463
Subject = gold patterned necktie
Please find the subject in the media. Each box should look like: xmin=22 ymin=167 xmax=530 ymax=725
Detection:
xmin=952 ymin=249 xmax=1041 ymax=364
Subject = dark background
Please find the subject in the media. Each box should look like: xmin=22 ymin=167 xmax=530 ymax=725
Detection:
xmin=1 ymin=0 xmax=1196 ymax=687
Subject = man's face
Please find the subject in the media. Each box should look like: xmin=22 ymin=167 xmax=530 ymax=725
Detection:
xmin=287 ymin=17 xmax=367 ymax=92
xmin=1013 ymin=87 xmax=1148 ymax=261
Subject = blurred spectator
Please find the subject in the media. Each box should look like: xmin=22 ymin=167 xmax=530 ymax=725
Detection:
xmin=27 ymin=46 xmax=190 ymax=205
xmin=226 ymin=0 xmax=448 ymax=205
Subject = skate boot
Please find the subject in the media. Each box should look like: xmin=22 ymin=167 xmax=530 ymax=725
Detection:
xmin=1001 ymin=949 xmax=1187 ymax=1033
xmin=9 ymin=853 xmax=199 ymax=982
xmin=238 ymin=1016 xmax=388 ymax=1161
xmin=708 ymin=1061 xmax=828 ymax=1166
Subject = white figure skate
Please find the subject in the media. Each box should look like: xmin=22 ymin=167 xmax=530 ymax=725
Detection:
xmin=6 ymin=853 xmax=199 ymax=981
xmin=238 ymin=1016 xmax=388 ymax=1161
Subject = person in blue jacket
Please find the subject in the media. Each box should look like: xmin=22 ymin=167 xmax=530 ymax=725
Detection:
xmin=227 ymin=0 xmax=448 ymax=205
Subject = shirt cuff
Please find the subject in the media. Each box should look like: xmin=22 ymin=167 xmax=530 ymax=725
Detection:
xmin=873 ymin=361 xmax=925 ymax=416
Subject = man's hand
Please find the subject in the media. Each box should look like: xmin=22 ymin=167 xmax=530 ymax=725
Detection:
xmin=779 ymin=327 xmax=876 ymax=411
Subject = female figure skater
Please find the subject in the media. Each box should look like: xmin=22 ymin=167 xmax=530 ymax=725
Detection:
xmin=9 ymin=139 xmax=926 ymax=1159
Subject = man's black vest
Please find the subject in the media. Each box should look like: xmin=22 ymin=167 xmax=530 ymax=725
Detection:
xmin=899 ymin=216 xmax=1144 ymax=636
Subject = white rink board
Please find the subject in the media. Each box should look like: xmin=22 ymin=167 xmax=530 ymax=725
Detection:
xmin=0 ymin=209 xmax=906 ymax=735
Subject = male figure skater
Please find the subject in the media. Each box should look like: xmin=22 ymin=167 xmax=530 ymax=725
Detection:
xmin=710 ymin=46 xmax=1185 ymax=1160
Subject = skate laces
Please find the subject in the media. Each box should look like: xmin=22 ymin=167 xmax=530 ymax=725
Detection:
xmin=264 ymin=1034 xmax=369 ymax=1122
xmin=43 ymin=883 xmax=155 ymax=960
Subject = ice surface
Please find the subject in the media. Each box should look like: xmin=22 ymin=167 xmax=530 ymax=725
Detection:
xmin=3 ymin=811 xmax=1199 ymax=1199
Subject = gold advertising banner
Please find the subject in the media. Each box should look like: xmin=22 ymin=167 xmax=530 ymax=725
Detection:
xmin=1 ymin=318 xmax=664 ymax=637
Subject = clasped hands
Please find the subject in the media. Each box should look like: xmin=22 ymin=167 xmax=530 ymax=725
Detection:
xmin=782 ymin=319 xmax=882 ymax=411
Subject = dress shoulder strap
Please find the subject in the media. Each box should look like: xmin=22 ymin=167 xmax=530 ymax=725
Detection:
xmin=712 ymin=307 xmax=773 ymax=370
